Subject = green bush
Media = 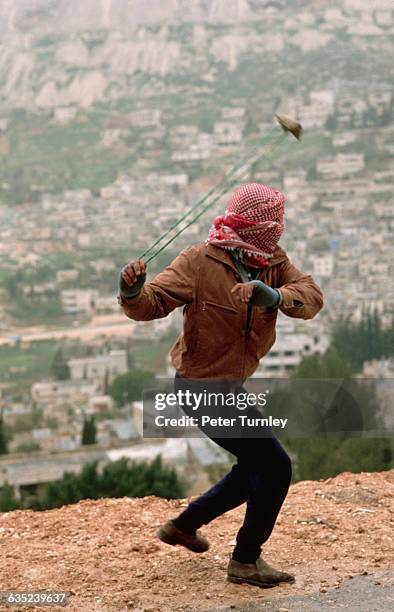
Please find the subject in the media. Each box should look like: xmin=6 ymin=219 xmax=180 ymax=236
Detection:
xmin=108 ymin=369 xmax=155 ymax=406
xmin=286 ymin=437 xmax=393 ymax=482
xmin=0 ymin=457 xmax=185 ymax=511
xmin=30 ymin=456 xmax=185 ymax=510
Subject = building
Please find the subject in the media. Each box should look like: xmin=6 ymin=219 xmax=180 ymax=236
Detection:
xmin=56 ymin=269 xmax=79 ymax=283
xmin=54 ymin=106 xmax=78 ymax=124
xmin=221 ymin=107 xmax=245 ymax=120
xmin=129 ymin=109 xmax=162 ymax=127
xmin=68 ymin=350 xmax=128 ymax=383
xmin=316 ymin=153 xmax=365 ymax=178
xmin=214 ymin=121 xmax=243 ymax=145
xmin=337 ymin=153 xmax=365 ymax=175
xmin=252 ymin=319 xmax=328 ymax=377
xmin=333 ymin=132 xmax=357 ymax=147
xmin=172 ymin=144 xmax=211 ymax=162
xmin=60 ymin=289 xmax=98 ymax=314
xmin=313 ymin=254 xmax=334 ymax=278
xmin=88 ymin=395 xmax=114 ymax=414
xmin=31 ymin=380 xmax=99 ymax=408
xmin=0 ymin=118 xmax=8 ymax=132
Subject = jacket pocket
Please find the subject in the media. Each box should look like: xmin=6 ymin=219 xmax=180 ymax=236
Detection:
xmin=202 ymin=300 xmax=237 ymax=314
xmin=191 ymin=299 xmax=239 ymax=363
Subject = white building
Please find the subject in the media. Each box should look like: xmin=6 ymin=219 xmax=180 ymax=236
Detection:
xmin=88 ymin=395 xmax=114 ymax=414
xmin=336 ymin=153 xmax=365 ymax=175
xmin=317 ymin=153 xmax=365 ymax=178
xmin=56 ymin=269 xmax=79 ymax=283
xmin=313 ymin=254 xmax=335 ymax=278
xmin=129 ymin=109 xmax=162 ymax=127
xmin=60 ymin=289 xmax=98 ymax=314
xmin=253 ymin=319 xmax=328 ymax=377
xmin=54 ymin=106 xmax=78 ymax=124
xmin=374 ymin=10 xmax=393 ymax=28
xmin=31 ymin=380 xmax=99 ymax=405
xmin=68 ymin=350 xmax=128 ymax=383
xmin=368 ymin=91 xmax=392 ymax=114
xmin=162 ymin=174 xmax=189 ymax=188
xmin=94 ymin=294 xmax=119 ymax=314
xmin=333 ymin=132 xmax=356 ymax=147
xmin=101 ymin=128 xmax=129 ymax=147
xmin=172 ymin=144 xmax=210 ymax=162
xmin=283 ymin=171 xmax=312 ymax=211
xmin=214 ymin=122 xmax=243 ymax=145
xmin=221 ymin=107 xmax=245 ymax=120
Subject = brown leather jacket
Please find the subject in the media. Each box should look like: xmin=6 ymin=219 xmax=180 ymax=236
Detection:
xmin=121 ymin=242 xmax=323 ymax=379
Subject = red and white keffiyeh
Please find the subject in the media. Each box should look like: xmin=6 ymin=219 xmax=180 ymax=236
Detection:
xmin=207 ymin=183 xmax=285 ymax=268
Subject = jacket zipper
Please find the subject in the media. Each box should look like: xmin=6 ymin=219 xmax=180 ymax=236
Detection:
xmin=204 ymin=250 xmax=286 ymax=379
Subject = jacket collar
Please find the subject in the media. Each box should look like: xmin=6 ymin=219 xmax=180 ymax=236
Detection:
xmin=205 ymin=242 xmax=287 ymax=272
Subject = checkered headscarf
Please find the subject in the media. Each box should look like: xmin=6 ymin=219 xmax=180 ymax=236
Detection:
xmin=207 ymin=183 xmax=285 ymax=268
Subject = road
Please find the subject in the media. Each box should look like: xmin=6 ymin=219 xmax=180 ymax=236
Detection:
xmin=0 ymin=313 xmax=135 ymax=345
xmin=217 ymin=570 xmax=393 ymax=612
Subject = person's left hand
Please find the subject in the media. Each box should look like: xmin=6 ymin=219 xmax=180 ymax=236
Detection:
xmin=231 ymin=282 xmax=254 ymax=304
xmin=231 ymin=280 xmax=281 ymax=307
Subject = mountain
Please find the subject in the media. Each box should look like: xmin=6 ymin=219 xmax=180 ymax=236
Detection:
xmin=0 ymin=0 xmax=254 ymax=35
xmin=0 ymin=0 xmax=392 ymax=203
xmin=0 ymin=0 xmax=392 ymax=110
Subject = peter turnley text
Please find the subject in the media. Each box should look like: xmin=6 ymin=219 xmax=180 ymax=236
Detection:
xmin=155 ymin=414 xmax=288 ymax=429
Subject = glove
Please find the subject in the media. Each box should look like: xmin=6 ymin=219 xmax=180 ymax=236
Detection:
xmin=119 ymin=260 xmax=146 ymax=299
xmin=231 ymin=280 xmax=281 ymax=308
xmin=248 ymin=280 xmax=281 ymax=308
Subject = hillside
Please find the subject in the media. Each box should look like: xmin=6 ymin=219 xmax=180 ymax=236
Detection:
xmin=0 ymin=469 xmax=392 ymax=611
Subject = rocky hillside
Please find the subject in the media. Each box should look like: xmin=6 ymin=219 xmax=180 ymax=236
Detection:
xmin=0 ymin=469 xmax=392 ymax=611
xmin=0 ymin=0 xmax=392 ymax=109
xmin=0 ymin=0 xmax=254 ymax=32
xmin=0 ymin=0 xmax=392 ymax=204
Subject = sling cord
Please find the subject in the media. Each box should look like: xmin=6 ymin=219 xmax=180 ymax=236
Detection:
xmin=141 ymin=131 xmax=286 ymax=264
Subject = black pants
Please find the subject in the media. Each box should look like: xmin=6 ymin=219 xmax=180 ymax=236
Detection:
xmin=172 ymin=375 xmax=292 ymax=564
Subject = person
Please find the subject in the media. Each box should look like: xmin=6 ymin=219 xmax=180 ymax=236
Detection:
xmin=118 ymin=183 xmax=323 ymax=588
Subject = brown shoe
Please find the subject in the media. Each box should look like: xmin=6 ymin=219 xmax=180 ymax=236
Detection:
xmin=156 ymin=520 xmax=209 ymax=553
xmin=256 ymin=557 xmax=295 ymax=584
xmin=227 ymin=557 xmax=295 ymax=588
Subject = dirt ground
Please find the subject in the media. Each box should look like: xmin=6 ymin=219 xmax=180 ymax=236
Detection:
xmin=0 ymin=469 xmax=392 ymax=612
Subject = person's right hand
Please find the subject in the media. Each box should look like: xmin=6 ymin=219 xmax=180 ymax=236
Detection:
xmin=121 ymin=259 xmax=146 ymax=286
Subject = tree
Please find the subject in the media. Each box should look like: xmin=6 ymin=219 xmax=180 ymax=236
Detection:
xmin=332 ymin=310 xmax=394 ymax=371
xmin=293 ymin=348 xmax=354 ymax=379
xmin=0 ymin=413 xmax=9 ymax=455
xmin=108 ymin=369 xmax=155 ymax=406
xmin=325 ymin=114 xmax=337 ymax=131
xmin=15 ymin=441 xmax=40 ymax=454
xmin=0 ymin=482 xmax=19 ymax=512
xmin=286 ymin=437 xmax=393 ymax=482
xmin=99 ymin=455 xmax=184 ymax=499
xmin=103 ymin=368 xmax=110 ymax=394
xmin=51 ymin=348 xmax=70 ymax=380
xmin=281 ymin=340 xmax=393 ymax=481
xmin=4 ymin=275 xmax=18 ymax=299
xmin=31 ymin=456 xmax=186 ymax=510
xmin=81 ymin=415 xmax=97 ymax=445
